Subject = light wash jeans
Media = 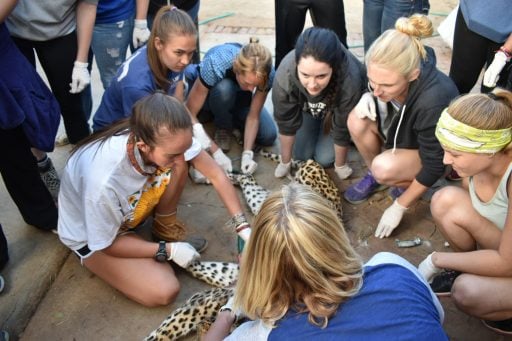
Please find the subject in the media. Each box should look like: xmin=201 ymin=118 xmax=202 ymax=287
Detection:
xmin=205 ymin=78 xmax=277 ymax=147
xmin=363 ymin=0 xmax=430 ymax=52
xmin=92 ymin=17 xmax=134 ymax=89
xmin=293 ymin=113 xmax=334 ymax=167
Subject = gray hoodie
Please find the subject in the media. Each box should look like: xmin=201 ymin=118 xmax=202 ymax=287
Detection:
xmin=272 ymin=49 xmax=366 ymax=147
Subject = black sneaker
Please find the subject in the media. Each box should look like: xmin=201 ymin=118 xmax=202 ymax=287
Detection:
xmin=482 ymin=319 xmax=512 ymax=335
xmin=430 ymin=270 xmax=461 ymax=296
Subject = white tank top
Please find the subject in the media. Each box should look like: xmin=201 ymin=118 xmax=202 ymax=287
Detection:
xmin=469 ymin=162 xmax=512 ymax=230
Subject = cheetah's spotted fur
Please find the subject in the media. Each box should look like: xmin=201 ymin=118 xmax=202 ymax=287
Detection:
xmin=260 ymin=150 xmax=342 ymax=218
xmin=145 ymin=261 xmax=238 ymax=340
xmin=228 ymin=172 xmax=269 ymax=215
xmin=145 ymin=287 xmax=234 ymax=341
xmin=185 ymin=261 xmax=238 ymax=288
xmin=146 ymin=153 xmax=343 ymax=340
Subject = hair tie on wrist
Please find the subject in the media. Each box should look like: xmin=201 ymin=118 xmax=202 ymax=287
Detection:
xmin=498 ymin=46 xmax=512 ymax=61
xmin=487 ymin=92 xmax=498 ymax=101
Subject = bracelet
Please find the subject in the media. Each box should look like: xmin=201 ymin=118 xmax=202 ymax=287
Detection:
xmin=226 ymin=213 xmax=248 ymax=230
xmin=499 ymin=46 xmax=512 ymax=61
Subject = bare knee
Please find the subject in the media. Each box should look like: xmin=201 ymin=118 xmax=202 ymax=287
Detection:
xmin=140 ymin=281 xmax=180 ymax=307
xmin=452 ymin=275 xmax=482 ymax=316
xmin=430 ymin=187 xmax=460 ymax=235
xmin=347 ymin=112 xmax=369 ymax=139
xmin=371 ymin=156 xmax=395 ymax=185
xmin=431 ymin=188 xmax=454 ymax=217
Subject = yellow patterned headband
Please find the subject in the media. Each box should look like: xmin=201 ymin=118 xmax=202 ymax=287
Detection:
xmin=436 ymin=108 xmax=512 ymax=153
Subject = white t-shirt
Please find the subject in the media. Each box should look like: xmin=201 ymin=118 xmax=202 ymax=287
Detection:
xmin=58 ymin=133 xmax=201 ymax=253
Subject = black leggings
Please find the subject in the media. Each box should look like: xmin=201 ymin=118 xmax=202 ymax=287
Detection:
xmin=274 ymin=0 xmax=347 ymax=67
xmin=12 ymin=32 xmax=92 ymax=144
xmin=449 ymin=7 xmax=510 ymax=94
xmin=0 ymin=127 xmax=58 ymax=231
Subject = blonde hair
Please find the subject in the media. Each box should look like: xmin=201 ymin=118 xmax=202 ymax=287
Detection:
xmin=232 ymin=37 xmax=273 ymax=91
xmin=147 ymin=5 xmax=197 ymax=91
xmin=448 ymin=90 xmax=512 ymax=130
xmin=235 ymin=184 xmax=363 ymax=328
xmin=366 ymin=14 xmax=433 ymax=77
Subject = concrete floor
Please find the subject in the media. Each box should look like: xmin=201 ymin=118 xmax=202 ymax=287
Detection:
xmin=0 ymin=0 xmax=506 ymax=340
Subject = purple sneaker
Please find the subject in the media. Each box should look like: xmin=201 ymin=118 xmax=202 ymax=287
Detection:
xmin=388 ymin=186 xmax=406 ymax=200
xmin=344 ymin=171 xmax=387 ymax=204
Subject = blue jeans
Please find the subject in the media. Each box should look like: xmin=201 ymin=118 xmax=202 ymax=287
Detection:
xmin=92 ymin=17 xmax=134 ymax=89
xmin=363 ymin=0 xmax=430 ymax=52
xmin=205 ymin=78 xmax=277 ymax=146
xmin=293 ymin=113 xmax=334 ymax=167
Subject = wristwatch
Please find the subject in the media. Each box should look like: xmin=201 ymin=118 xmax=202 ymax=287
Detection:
xmin=155 ymin=241 xmax=168 ymax=262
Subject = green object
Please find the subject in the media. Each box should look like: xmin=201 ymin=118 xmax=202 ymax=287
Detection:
xmin=198 ymin=12 xmax=235 ymax=25
xmin=237 ymin=236 xmax=245 ymax=254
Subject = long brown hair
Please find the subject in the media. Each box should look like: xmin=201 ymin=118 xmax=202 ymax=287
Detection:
xmin=147 ymin=5 xmax=197 ymax=91
xmin=71 ymin=92 xmax=192 ymax=156
xmin=294 ymin=27 xmax=344 ymax=133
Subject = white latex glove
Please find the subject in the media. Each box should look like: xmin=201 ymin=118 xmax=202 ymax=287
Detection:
xmin=189 ymin=166 xmax=211 ymax=184
xmin=213 ymin=149 xmax=233 ymax=172
xmin=168 ymin=242 xmax=200 ymax=268
xmin=418 ymin=252 xmax=441 ymax=283
xmin=274 ymin=160 xmax=291 ymax=178
xmin=69 ymin=61 xmax=90 ymax=94
xmin=483 ymin=51 xmax=509 ymax=88
xmin=354 ymin=92 xmax=377 ymax=121
xmin=192 ymin=123 xmax=212 ymax=151
xmin=237 ymin=226 xmax=251 ymax=242
xmin=334 ymin=163 xmax=353 ymax=180
xmin=133 ymin=19 xmax=150 ymax=48
xmin=241 ymin=150 xmax=258 ymax=175
xmin=375 ymin=199 xmax=407 ymax=238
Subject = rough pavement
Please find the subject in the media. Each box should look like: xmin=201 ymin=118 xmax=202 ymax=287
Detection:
xmin=0 ymin=0 xmax=503 ymax=340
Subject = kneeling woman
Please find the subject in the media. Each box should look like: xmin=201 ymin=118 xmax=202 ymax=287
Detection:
xmin=272 ymin=27 xmax=366 ymax=180
xmin=204 ymin=184 xmax=447 ymax=340
xmin=186 ymin=38 xmax=277 ymax=175
xmin=58 ymin=93 xmax=250 ymax=307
